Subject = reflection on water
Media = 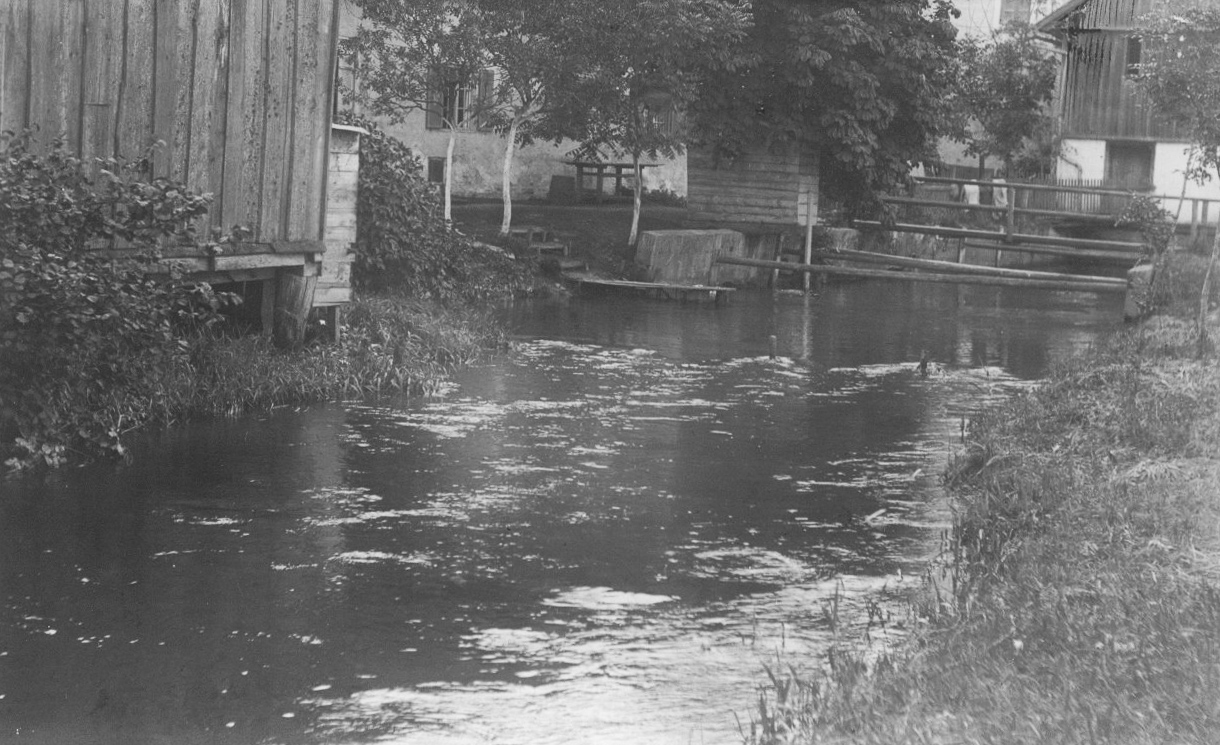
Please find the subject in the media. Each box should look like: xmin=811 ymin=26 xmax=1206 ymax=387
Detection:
xmin=0 ymin=282 xmax=1121 ymax=744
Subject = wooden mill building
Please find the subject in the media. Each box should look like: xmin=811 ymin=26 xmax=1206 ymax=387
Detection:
xmin=0 ymin=0 xmax=356 ymax=340
xmin=1036 ymin=0 xmax=1220 ymax=223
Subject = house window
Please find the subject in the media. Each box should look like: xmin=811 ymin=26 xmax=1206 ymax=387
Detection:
xmin=643 ymin=105 xmax=678 ymax=138
xmin=424 ymin=81 xmax=470 ymax=130
xmin=1125 ymin=35 xmax=1142 ymax=77
xmin=1105 ymin=141 xmax=1154 ymax=190
xmin=427 ymin=157 xmax=446 ymax=184
xmin=426 ymin=70 xmax=495 ymax=130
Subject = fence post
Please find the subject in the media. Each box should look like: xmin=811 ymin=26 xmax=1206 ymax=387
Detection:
xmin=1005 ymin=186 xmax=1016 ymax=243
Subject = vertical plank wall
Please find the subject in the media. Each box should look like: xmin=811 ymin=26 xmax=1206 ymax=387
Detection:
xmin=1059 ymin=0 xmax=1181 ymax=141
xmin=0 ymin=0 xmax=338 ymax=245
xmin=687 ymin=144 xmax=820 ymax=227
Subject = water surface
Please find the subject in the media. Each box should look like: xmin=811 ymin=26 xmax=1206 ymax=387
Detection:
xmin=0 ymin=281 xmax=1121 ymax=744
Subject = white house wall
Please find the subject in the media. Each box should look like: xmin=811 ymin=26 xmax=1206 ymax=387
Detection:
xmin=1152 ymin=142 xmax=1220 ymax=224
xmin=381 ymin=113 xmax=687 ymax=200
xmin=1057 ymin=139 xmax=1107 ymax=181
xmin=1058 ymin=138 xmax=1220 ymax=224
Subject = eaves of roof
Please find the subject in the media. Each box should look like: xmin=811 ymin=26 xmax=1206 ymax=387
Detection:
xmin=1035 ymin=0 xmax=1091 ymax=33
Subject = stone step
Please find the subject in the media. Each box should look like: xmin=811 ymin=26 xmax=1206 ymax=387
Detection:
xmin=532 ymin=241 xmax=569 ymax=257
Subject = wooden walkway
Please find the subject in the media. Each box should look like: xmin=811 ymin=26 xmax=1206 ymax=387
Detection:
xmin=715 ymin=256 xmax=1128 ymax=294
xmin=566 ymin=276 xmax=736 ymax=303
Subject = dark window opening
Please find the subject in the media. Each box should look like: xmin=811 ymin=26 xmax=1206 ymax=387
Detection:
xmin=1105 ymin=140 xmax=1154 ymax=191
xmin=1125 ymin=36 xmax=1142 ymax=77
xmin=427 ymin=157 xmax=446 ymax=184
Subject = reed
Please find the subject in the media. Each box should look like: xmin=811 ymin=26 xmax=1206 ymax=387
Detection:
xmin=743 ymin=250 xmax=1220 ymax=744
xmin=178 ymin=294 xmax=504 ymax=419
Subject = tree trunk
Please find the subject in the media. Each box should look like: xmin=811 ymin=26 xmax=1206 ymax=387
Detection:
xmin=444 ymin=129 xmax=456 ymax=224
xmin=1199 ymin=208 xmax=1219 ymax=357
xmin=499 ymin=118 xmax=518 ymax=237
xmin=629 ymin=154 xmax=642 ymax=247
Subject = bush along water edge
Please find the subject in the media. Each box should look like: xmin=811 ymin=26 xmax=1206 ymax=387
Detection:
xmin=0 ymin=127 xmax=522 ymax=473
xmin=741 ymin=249 xmax=1220 ymax=745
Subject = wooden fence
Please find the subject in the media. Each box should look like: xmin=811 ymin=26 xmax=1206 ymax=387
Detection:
xmin=0 ymin=0 xmax=340 ymax=246
xmin=902 ymin=175 xmax=1219 ymax=251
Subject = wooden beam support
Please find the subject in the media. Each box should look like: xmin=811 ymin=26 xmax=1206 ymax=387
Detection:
xmin=714 ymin=256 xmax=1128 ymax=294
xmin=851 ymin=221 xmax=1143 ymax=255
xmin=806 ymin=247 xmax=1127 ymax=286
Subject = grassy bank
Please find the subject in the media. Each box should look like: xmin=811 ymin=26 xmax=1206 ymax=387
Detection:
xmin=746 ymin=251 xmax=1220 ymax=744
xmin=2 ymin=293 xmax=506 ymax=471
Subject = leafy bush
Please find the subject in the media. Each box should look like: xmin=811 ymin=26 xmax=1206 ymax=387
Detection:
xmin=337 ymin=114 xmax=531 ymax=304
xmin=0 ymin=132 xmax=228 ymax=469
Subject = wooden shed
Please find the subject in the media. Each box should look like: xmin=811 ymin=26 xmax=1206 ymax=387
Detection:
xmin=686 ymin=144 xmax=819 ymax=228
xmin=1037 ymin=0 xmax=1181 ymax=143
xmin=0 ymin=0 xmax=352 ymax=340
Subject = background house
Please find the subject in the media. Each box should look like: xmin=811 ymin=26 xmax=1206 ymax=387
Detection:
xmin=935 ymin=0 xmax=1069 ymax=178
xmin=336 ymin=0 xmax=686 ymax=202
xmin=1036 ymin=0 xmax=1220 ymax=224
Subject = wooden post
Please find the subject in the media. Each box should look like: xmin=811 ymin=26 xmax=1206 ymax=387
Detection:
xmin=1005 ymin=185 xmax=1016 ymax=240
xmin=260 ymin=277 xmax=276 ymax=336
xmin=1191 ymin=199 xmax=1200 ymax=248
xmin=803 ymin=211 xmax=814 ymax=293
xmin=273 ymin=270 xmax=318 ymax=349
xmin=1204 ymin=201 xmax=1212 ymax=252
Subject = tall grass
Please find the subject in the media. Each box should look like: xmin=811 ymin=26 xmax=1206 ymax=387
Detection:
xmin=744 ymin=251 xmax=1220 ymax=744
xmin=177 ymin=294 xmax=503 ymax=419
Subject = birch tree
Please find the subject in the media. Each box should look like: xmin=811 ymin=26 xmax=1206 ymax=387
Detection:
xmin=549 ymin=0 xmax=750 ymax=245
xmin=1136 ymin=4 xmax=1220 ymax=354
xmin=342 ymin=0 xmax=493 ymax=223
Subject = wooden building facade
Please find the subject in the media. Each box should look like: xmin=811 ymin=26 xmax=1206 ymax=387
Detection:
xmin=686 ymin=145 xmax=818 ymax=228
xmin=1038 ymin=0 xmax=1180 ymax=144
xmin=1035 ymin=0 xmax=1220 ymax=224
xmin=0 ymin=0 xmax=352 ymax=334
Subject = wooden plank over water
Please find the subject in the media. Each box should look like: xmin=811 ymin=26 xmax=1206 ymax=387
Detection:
xmin=805 ymin=247 xmax=1128 ymax=287
xmin=568 ymin=276 xmax=737 ymax=303
xmin=715 ymin=256 xmax=1129 ymax=294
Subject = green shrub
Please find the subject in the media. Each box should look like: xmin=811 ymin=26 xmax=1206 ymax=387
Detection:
xmin=337 ymin=114 xmax=531 ymax=304
xmin=0 ymin=131 xmax=228 ymax=469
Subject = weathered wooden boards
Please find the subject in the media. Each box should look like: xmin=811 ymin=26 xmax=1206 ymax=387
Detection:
xmin=715 ymin=255 xmax=1129 ymax=294
xmin=568 ymin=276 xmax=736 ymax=304
xmin=2 ymin=0 xmax=350 ymax=330
xmin=1 ymin=0 xmax=338 ymax=246
xmin=686 ymin=145 xmax=818 ymax=226
xmin=316 ymin=123 xmax=361 ymax=308
xmin=637 ymin=229 xmax=746 ymax=285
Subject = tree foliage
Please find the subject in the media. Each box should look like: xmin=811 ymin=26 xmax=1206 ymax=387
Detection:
xmin=545 ymin=0 xmax=751 ymax=243
xmin=953 ymin=22 xmax=1060 ymax=175
xmin=339 ymin=115 xmax=530 ymax=304
xmin=687 ymin=0 xmax=960 ymax=217
xmin=342 ymin=0 xmax=495 ymax=222
xmin=1136 ymin=3 xmax=1220 ymax=354
xmin=0 ymin=132 xmax=230 ymax=470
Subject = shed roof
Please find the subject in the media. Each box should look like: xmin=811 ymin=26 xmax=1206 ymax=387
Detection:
xmin=1035 ymin=0 xmax=1090 ymax=32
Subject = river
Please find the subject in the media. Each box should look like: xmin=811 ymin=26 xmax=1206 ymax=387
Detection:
xmin=0 ymin=280 xmax=1122 ymax=745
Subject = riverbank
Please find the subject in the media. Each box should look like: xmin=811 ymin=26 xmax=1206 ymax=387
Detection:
xmin=452 ymin=199 xmax=690 ymax=279
xmin=745 ymin=250 xmax=1220 ymax=744
xmin=0 ymin=293 xmax=508 ymax=471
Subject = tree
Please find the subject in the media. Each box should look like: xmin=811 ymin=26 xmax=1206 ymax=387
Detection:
xmin=549 ymin=0 xmax=750 ymax=245
xmin=1136 ymin=3 xmax=1220 ymax=354
xmin=342 ymin=0 xmax=494 ymax=223
xmin=476 ymin=0 xmax=583 ymax=237
xmin=953 ymin=22 xmax=1060 ymax=177
xmin=687 ymin=0 xmax=960 ymax=219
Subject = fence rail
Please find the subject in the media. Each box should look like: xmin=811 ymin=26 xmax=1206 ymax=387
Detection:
xmin=901 ymin=175 xmax=1218 ymax=251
